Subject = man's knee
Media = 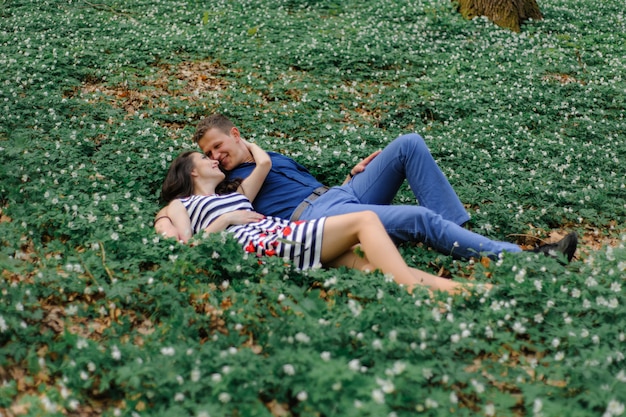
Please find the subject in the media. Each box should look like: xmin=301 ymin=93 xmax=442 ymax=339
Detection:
xmin=391 ymin=133 xmax=429 ymax=157
xmin=396 ymin=132 xmax=425 ymax=146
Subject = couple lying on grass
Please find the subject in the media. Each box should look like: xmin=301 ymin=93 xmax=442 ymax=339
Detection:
xmin=154 ymin=114 xmax=578 ymax=294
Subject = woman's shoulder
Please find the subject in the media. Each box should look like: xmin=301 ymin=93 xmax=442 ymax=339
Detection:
xmin=216 ymin=192 xmax=252 ymax=204
xmin=182 ymin=193 xmax=249 ymax=204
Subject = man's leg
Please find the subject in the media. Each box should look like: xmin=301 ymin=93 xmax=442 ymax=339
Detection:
xmin=348 ymin=133 xmax=470 ymax=225
xmin=303 ymin=199 xmax=520 ymax=259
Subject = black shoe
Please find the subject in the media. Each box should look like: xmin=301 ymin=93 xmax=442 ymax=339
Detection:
xmin=531 ymin=232 xmax=578 ymax=263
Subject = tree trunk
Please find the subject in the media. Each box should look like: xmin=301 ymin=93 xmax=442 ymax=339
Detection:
xmin=456 ymin=0 xmax=543 ymax=32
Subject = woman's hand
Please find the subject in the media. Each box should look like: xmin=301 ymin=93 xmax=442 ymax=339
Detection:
xmin=203 ymin=210 xmax=265 ymax=234
xmin=237 ymin=139 xmax=272 ymax=202
xmin=223 ymin=210 xmax=265 ymax=225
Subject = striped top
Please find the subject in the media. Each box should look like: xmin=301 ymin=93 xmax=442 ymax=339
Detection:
xmin=180 ymin=193 xmax=326 ymax=270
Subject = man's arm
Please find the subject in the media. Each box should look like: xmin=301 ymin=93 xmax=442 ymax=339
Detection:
xmin=341 ymin=150 xmax=381 ymax=185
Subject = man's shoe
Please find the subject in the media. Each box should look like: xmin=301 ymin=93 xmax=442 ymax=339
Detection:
xmin=531 ymin=232 xmax=578 ymax=263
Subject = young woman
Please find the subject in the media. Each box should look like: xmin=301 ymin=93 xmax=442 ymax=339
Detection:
xmin=154 ymin=141 xmax=471 ymax=294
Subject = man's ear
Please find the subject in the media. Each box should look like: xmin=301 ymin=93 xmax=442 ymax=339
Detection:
xmin=230 ymin=127 xmax=241 ymax=141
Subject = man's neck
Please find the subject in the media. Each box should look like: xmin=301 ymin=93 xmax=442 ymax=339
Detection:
xmin=243 ymin=151 xmax=254 ymax=164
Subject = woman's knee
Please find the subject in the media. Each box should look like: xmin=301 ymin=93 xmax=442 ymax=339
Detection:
xmin=354 ymin=210 xmax=380 ymax=225
xmin=335 ymin=211 xmax=381 ymax=237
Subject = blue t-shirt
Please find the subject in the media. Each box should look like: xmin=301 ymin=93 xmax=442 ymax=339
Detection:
xmin=226 ymin=152 xmax=323 ymax=219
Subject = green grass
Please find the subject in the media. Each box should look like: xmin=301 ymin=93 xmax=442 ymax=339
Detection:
xmin=1 ymin=0 xmax=625 ymax=416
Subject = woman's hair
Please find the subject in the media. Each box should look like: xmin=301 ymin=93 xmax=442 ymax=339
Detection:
xmin=160 ymin=151 xmax=244 ymax=203
xmin=216 ymin=177 xmax=243 ymax=195
xmin=160 ymin=151 xmax=196 ymax=203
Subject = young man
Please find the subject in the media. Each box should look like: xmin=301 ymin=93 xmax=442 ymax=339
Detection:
xmin=157 ymin=114 xmax=577 ymax=261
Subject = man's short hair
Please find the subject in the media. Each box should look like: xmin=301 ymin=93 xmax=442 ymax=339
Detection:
xmin=192 ymin=114 xmax=234 ymax=144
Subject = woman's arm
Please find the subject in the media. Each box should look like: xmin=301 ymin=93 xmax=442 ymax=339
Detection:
xmin=154 ymin=206 xmax=179 ymax=238
xmin=203 ymin=210 xmax=265 ymax=234
xmin=154 ymin=200 xmax=193 ymax=243
xmin=237 ymin=140 xmax=271 ymax=202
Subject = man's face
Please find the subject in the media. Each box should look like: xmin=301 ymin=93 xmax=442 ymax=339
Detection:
xmin=197 ymin=127 xmax=245 ymax=171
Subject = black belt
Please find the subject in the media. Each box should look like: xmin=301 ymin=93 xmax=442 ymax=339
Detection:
xmin=290 ymin=186 xmax=330 ymax=221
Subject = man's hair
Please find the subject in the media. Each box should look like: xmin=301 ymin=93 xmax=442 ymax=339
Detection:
xmin=192 ymin=114 xmax=234 ymax=144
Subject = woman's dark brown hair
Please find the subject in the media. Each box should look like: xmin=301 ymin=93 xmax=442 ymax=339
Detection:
xmin=160 ymin=151 xmax=196 ymax=203
xmin=160 ymin=151 xmax=243 ymax=204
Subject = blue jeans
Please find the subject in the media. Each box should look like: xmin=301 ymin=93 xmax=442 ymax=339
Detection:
xmin=300 ymin=133 xmax=521 ymax=259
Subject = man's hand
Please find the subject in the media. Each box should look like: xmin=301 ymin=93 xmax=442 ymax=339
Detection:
xmin=350 ymin=150 xmax=381 ymax=177
xmin=342 ymin=150 xmax=381 ymax=185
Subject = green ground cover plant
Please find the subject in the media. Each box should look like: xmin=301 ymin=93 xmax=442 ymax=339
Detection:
xmin=1 ymin=0 xmax=625 ymax=415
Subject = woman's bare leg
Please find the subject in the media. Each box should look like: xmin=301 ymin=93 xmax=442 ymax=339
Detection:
xmin=319 ymin=211 xmax=466 ymax=294
xmin=326 ymin=248 xmax=464 ymax=294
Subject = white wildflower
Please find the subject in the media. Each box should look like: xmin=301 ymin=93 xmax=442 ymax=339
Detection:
xmin=348 ymin=359 xmax=361 ymax=372
xmin=376 ymin=377 xmax=395 ymax=394
xmin=283 ymin=364 xmax=295 ymax=376
xmin=425 ymin=398 xmax=439 ymax=409
xmin=76 ymin=338 xmax=88 ymax=350
xmin=160 ymin=347 xmax=175 ymax=356
xmin=191 ymin=368 xmax=201 ymax=382
xmin=450 ymin=391 xmax=458 ymax=404
xmin=605 ymin=399 xmax=625 ymax=416
xmin=471 ymin=379 xmax=485 ymax=394
xmin=295 ymin=332 xmax=310 ymax=343
xmin=513 ymin=322 xmax=526 ymax=334
xmin=348 ymin=299 xmax=362 ymax=317
xmin=111 ymin=345 xmax=121 ymax=360
xmin=533 ymin=398 xmax=543 ymax=415
xmin=372 ymin=388 xmax=385 ymax=404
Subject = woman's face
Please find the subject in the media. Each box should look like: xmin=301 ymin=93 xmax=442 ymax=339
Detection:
xmin=191 ymin=152 xmax=226 ymax=182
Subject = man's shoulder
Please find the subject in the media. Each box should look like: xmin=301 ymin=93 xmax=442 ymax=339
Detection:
xmin=268 ymin=151 xmax=291 ymax=159
xmin=268 ymin=151 xmax=299 ymax=163
xmin=227 ymin=152 xmax=296 ymax=174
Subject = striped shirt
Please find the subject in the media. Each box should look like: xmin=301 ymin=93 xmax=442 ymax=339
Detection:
xmin=180 ymin=193 xmax=326 ymax=270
